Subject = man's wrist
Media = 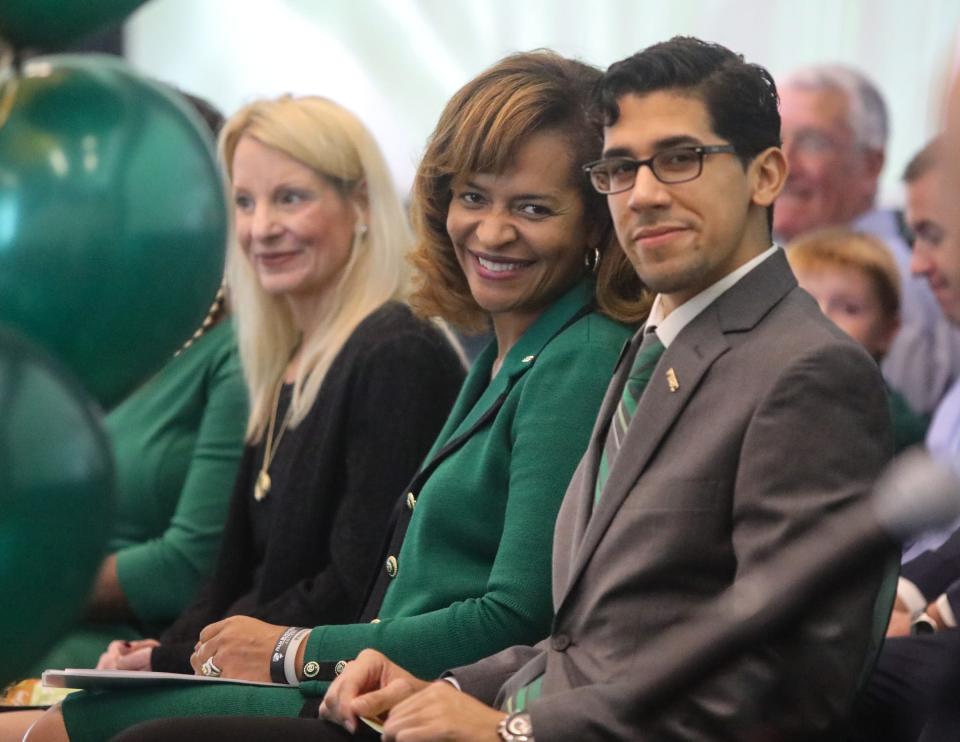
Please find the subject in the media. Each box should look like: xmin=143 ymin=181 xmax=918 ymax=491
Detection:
xmin=497 ymin=711 xmax=534 ymax=741
xmin=911 ymin=612 xmax=938 ymax=634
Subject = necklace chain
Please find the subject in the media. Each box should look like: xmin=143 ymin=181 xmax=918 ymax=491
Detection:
xmin=254 ymin=379 xmax=293 ymax=502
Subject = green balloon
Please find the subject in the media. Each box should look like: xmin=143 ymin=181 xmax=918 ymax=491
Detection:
xmin=0 ymin=0 xmax=147 ymax=51
xmin=0 ymin=54 xmax=226 ymax=408
xmin=0 ymin=324 xmax=113 ymax=685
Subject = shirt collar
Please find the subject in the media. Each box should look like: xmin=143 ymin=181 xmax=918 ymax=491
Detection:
xmin=646 ymin=244 xmax=780 ymax=348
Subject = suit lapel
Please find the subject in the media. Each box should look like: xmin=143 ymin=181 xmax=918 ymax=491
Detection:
xmin=562 ymin=309 xmax=730 ymax=603
xmin=558 ymin=249 xmax=799 ymax=609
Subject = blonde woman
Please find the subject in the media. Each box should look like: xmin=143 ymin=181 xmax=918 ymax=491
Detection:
xmin=1 ymin=94 xmax=465 ymax=742
xmin=25 ymin=52 xmax=646 ymax=742
xmin=135 ymin=96 xmax=463 ymax=673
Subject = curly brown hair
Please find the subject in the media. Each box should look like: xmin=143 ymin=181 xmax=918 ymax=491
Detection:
xmin=410 ymin=50 xmax=649 ymax=332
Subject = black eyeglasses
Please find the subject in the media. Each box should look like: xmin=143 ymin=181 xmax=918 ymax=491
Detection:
xmin=582 ymin=145 xmax=737 ymax=194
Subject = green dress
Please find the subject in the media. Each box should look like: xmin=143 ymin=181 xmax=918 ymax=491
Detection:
xmin=61 ymin=281 xmax=634 ymax=740
xmin=33 ymin=321 xmax=247 ymax=672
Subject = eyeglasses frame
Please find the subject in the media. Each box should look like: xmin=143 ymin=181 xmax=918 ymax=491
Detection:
xmin=582 ymin=144 xmax=738 ymax=194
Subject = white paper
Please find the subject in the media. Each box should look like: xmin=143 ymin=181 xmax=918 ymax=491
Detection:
xmin=42 ymin=669 xmax=284 ymax=691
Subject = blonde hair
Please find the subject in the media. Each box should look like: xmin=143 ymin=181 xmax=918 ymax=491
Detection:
xmin=220 ymin=96 xmax=411 ymax=441
xmin=787 ymin=228 xmax=900 ymax=319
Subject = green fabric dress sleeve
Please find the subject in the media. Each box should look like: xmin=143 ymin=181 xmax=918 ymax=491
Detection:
xmin=115 ymin=325 xmax=248 ymax=623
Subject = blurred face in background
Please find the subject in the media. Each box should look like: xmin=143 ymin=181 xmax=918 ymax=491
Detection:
xmin=775 ymin=86 xmax=881 ymax=240
xmin=908 ymin=165 xmax=960 ymax=324
xmin=792 ymin=262 xmax=897 ymax=359
xmin=936 ymin=79 xmax=960 ymax=325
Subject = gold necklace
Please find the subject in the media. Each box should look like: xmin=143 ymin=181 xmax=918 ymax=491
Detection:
xmin=254 ymin=381 xmax=293 ymax=502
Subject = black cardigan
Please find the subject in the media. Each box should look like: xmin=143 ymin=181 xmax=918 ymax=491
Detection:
xmin=152 ymin=302 xmax=465 ymax=672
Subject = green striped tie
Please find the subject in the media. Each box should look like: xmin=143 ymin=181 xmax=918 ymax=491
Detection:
xmin=504 ymin=674 xmax=543 ymax=713
xmin=595 ymin=331 xmax=665 ymax=503
xmin=503 ymin=335 xmax=664 ymax=713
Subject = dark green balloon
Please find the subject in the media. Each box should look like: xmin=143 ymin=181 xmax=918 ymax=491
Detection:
xmin=0 ymin=0 xmax=147 ymax=51
xmin=0 ymin=54 xmax=226 ymax=408
xmin=0 ymin=324 xmax=113 ymax=684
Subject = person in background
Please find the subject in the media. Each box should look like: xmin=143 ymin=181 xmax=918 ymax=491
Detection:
xmin=848 ymin=136 xmax=960 ymax=742
xmin=111 ymin=36 xmax=891 ymax=742
xmin=21 ymin=283 xmax=246 ymax=677
xmin=18 ymin=94 xmax=248 ymax=677
xmin=4 ymin=94 xmax=466 ymax=740
xmin=24 ymin=52 xmax=645 ymax=742
xmin=775 ymin=64 xmax=960 ymax=418
xmin=914 ymin=74 xmax=960 ymax=742
xmin=787 ymin=228 xmax=928 ymax=453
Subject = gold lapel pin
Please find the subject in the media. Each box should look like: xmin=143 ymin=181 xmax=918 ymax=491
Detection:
xmin=666 ymin=368 xmax=679 ymax=392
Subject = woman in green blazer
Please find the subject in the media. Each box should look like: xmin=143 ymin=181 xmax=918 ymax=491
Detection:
xmin=30 ymin=51 xmax=649 ymax=742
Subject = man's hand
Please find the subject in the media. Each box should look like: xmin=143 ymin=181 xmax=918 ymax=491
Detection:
xmin=886 ymin=596 xmax=913 ymax=637
xmin=381 ymin=680 xmax=507 ymax=742
xmin=96 ymin=638 xmax=159 ymax=671
xmin=319 ymin=649 xmax=430 ymax=734
xmin=190 ymin=616 xmax=285 ymax=682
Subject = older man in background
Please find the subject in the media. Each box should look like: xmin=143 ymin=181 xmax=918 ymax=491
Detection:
xmin=849 ymin=133 xmax=960 ymax=742
xmin=776 ymin=64 xmax=960 ymax=417
xmin=912 ymin=74 xmax=960 ymax=742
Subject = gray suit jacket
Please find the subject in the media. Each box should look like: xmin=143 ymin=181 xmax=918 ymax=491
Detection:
xmin=451 ymin=250 xmax=893 ymax=741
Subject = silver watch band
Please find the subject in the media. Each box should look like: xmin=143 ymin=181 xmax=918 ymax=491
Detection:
xmin=497 ymin=711 xmax=535 ymax=741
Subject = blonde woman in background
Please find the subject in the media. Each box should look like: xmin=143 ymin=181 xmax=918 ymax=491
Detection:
xmin=1 ymin=95 xmax=464 ymax=740
xmin=125 ymin=95 xmax=465 ymax=674
xmin=23 ymin=52 xmax=645 ymax=742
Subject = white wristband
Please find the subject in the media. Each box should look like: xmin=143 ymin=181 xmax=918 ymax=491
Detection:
xmin=284 ymin=629 xmax=311 ymax=686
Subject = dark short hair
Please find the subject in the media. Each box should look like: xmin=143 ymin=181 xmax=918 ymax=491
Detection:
xmin=410 ymin=50 xmax=648 ymax=331
xmin=903 ymin=136 xmax=943 ymax=184
xmin=595 ymin=37 xmax=781 ymax=231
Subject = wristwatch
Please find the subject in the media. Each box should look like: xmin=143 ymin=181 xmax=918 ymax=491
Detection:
xmin=498 ymin=712 xmax=534 ymax=741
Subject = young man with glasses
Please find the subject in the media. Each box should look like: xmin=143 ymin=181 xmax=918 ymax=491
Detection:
xmin=122 ymin=38 xmax=894 ymax=742
xmin=314 ymin=37 xmax=892 ymax=742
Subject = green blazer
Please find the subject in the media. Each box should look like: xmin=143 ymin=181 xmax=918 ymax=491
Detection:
xmin=298 ymin=279 xmax=634 ymax=695
xmin=57 ymin=282 xmax=635 ymax=739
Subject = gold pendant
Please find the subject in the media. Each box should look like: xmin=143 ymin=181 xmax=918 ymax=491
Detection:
xmin=254 ymin=470 xmax=272 ymax=502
